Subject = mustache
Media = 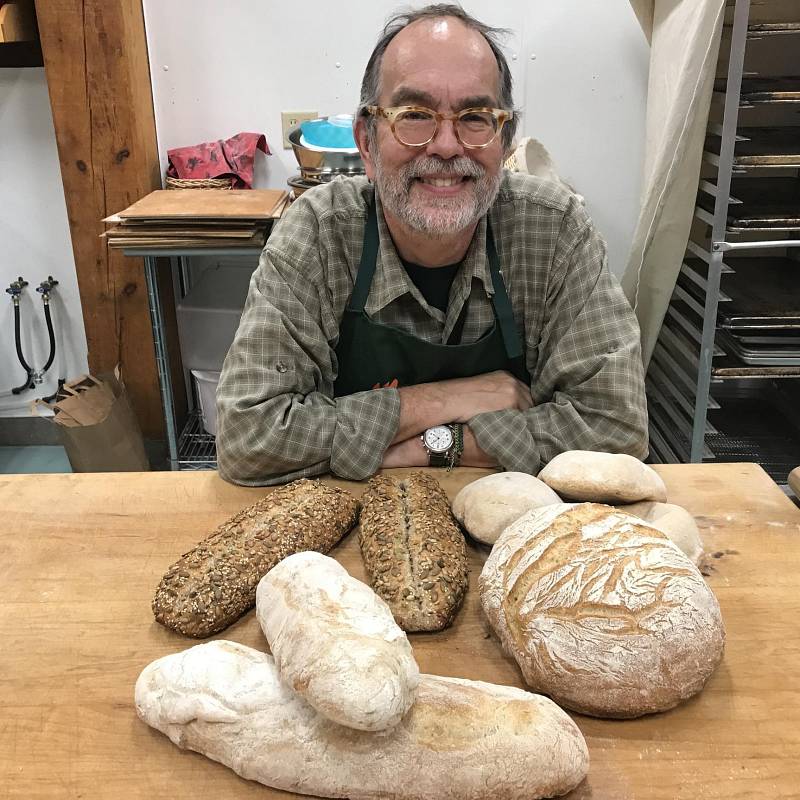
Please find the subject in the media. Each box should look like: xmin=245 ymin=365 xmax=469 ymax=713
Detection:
xmin=403 ymin=157 xmax=485 ymax=181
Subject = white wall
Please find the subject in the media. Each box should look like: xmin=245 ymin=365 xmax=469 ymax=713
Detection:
xmin=143 ymin=0 xmax=649 ymax=275
xmin=0 ymin=3 xmax=648 ymax=418
xmin=0 ymin=69 xmax=88 ymax=417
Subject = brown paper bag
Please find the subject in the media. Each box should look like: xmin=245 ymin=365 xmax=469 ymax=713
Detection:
xmin=34 ymin=367 xmax=150 ymax=472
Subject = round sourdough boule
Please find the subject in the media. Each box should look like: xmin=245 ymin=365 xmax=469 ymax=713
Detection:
xmin=479 ymin=502 xmax=725 ymax=718
xmin=135 ymin=640 xmax=590 ymax=800
xmin=615 ymin=501 xmax=704 ymax=565
xmin=256 ymin=552 xmax=419 ymax=731
xmin=452 ymin=472 xmax=562 ymax=545
xmin=538 ymin=450 xmax=668 ymax=503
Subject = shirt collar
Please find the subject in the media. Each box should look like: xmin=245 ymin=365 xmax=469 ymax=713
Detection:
xmin=364 ymin=191 xmax=495 ymax=317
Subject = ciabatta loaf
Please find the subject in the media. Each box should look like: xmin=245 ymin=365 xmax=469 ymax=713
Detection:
xmin=135 ymin=640 xmax=589 ymax=800
xmin=359 ymin=472 xmax=468 ymax=632
xmin=480 ymin=503 xmax=724 ymax=718
xmin=452 ymin=472 xmax=561 ymax=545
xmin=152 ymin=480 xmax=359 ymax=638
xmin=538 ymin=451 xmax=667 ymax=503
xmin=256 ymin=552 xmax=419 ymax=731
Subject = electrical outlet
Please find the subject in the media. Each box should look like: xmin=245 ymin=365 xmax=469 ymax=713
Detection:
xmin=281 ymin=111 xmax=318 ymax=149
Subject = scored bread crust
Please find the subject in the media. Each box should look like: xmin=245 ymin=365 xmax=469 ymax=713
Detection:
xmin=359 ymin=472 xmax=468 ymax=632
xmin=152 ymin=479 xmax=359 ymax=638
xmin=480 ymin=502 xmax=725 ymax=718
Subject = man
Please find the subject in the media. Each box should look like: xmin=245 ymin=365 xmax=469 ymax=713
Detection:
xmin=216 ymin=4 xmax=648 ymax=486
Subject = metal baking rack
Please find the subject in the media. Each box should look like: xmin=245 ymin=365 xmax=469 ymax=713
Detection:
xmin=129 ymin=248 xmax=262 ymax=470
xmin=646 ymin=0 xmax=800 ymax=484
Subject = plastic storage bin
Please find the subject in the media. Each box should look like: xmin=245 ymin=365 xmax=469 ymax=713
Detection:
xmin=177 ymin=266 xmax=253 ymax=372
xmin=192 ymin=369 xmax=221 ymax=436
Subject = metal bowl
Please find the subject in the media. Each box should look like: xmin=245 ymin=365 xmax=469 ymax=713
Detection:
xmin=289 ymin=128 xmax=364 ymax=175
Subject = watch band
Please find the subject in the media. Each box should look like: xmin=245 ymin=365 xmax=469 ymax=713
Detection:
xmin=429 ymin=449 xmax=449 ymax=468
xmin=447 ymin=423 xmax=464 ymax=471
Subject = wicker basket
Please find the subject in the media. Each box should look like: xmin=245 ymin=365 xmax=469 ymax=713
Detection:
xmin=165 ymin=176 xmax=233 ymax=190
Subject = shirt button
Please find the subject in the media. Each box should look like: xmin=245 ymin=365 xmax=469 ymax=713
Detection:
xmin=275 ymin=362 xmax=288 ymax=373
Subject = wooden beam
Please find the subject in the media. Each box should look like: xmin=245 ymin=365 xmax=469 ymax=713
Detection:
xmin=35 ymin=0 xmax=184 ymax=440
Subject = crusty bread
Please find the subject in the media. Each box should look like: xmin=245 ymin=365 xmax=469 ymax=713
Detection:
xmin=615 ymin=501 xmax=704 ymax=565
xmin=135 ymin=640 xmax=589 ymax=800
xmin=152 ymin=480 xmax=359 ymax=638
xmin=480 ymin=503 xmax=725 ymax=718
xmin=359 ymin=472 xmax=468 ymax=632
xmin=256 ymin=552 xmax=419 ymax=731
xmin=538 ymin=450 xmax=667 ymax=503
xmin=452 ymin=472 xmax=561 ymax=545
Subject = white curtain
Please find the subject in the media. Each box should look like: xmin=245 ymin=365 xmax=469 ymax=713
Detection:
xmin=623 ymin=0 xmax=727 ymax=365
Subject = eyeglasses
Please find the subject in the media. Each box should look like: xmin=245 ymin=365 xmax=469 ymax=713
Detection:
xmin=364 ymin=105 xmax=513 ymax=149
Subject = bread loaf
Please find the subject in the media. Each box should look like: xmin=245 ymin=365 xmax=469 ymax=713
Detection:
xmin=480 ymin=503 xmax=724 ymax=718
xmin=135 ymin=640 xmax=589 ymax=800
xmin=152 ymin=480 xmax=359 ymax=638
xmin=615 ymin=501 xmax=704 ymax=565
xmin=359 ymin=472 xmax=468 ymax=632
xmin=256 ymin=552 xmax=419 ymax=731
xmin=452 ymin=472 xmax=561 ymax=545
xmin=538 ymin=450 xmax=667 ymax=503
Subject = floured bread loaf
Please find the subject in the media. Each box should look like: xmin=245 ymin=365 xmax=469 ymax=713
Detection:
xmin=480 ymin=503 xmax=724 ymax=718
xmin=452 ymin=472 xmax=561 ymax=545
xmin=359 ymin=472 xmax=468 ymax=632
xmin=616 ymin=501 xmax=704 ymax=565
xmin=538 ymin=451 xmax=667 ymax=503
xmin=152 ymin=480 xmax=359 ymax=638
xmin=135 ymin=640 xmax=589 ymax=800
xmin=256 ymin=552 xmax=419 ymax=731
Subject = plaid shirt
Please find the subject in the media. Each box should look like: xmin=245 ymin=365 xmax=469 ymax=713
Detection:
xmin=216 ymin=173 xmax=648 ymax=485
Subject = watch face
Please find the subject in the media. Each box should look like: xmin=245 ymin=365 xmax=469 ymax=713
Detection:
xmin=424 ymin=425 xmax=454 ymax=454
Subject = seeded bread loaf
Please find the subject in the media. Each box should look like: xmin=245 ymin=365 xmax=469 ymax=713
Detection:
xmin=135 ymin=640 xmax=589 ymax=800
xmin=152 ymin=479 xmax=359 ymax=638
xmin=359 ymin=472 xmax=468 ymax=632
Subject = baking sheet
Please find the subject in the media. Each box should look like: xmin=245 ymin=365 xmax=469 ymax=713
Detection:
xmin=717 ymin=256 xmax=800 ymax=329
xmin=717 ymin=329 xmax=800 ymax=364
xmin=698 ymin=178 xmax=800 ymax=231
xmin=706 ymin=127 xmax=800 ymax=167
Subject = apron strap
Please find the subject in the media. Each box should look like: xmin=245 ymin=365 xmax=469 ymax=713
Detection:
xmin=486 ymin=223 xmax=524 ymax=361
xmin=348 ymin=198 xmax=380 ymax=312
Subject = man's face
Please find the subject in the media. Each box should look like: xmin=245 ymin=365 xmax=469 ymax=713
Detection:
xmin=357 ymin=17 xmax=507 ymax=237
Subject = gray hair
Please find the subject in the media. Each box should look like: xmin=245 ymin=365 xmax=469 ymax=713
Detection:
xmin=358 ymin=4 xmax=519 ymax=151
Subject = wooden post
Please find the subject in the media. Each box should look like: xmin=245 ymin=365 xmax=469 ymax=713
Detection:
xmin=34 ymin=0 xmax=183 ymax=440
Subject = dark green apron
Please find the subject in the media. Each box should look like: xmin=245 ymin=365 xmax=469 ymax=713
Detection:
xmin=333 ymin=198 xmax=529 ymax=396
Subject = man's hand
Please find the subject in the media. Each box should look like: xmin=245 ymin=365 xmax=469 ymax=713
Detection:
xmin=391 ymin=371 xmax=533 ymax=445
xmin=447 ymin=371 xmax=533 ymax=422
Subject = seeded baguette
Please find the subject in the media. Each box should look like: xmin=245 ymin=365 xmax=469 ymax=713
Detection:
xmin=152 ymin=479 xmax=359 ymax=638
xmin=359 ymin=471 xmax=468 ymax=632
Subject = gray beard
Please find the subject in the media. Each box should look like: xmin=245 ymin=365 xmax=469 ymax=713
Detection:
xmin=372 ymin=152 xmax=502 ymax=237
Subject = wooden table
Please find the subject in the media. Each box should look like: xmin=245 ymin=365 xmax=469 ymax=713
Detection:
xmin=2 ymin=464 xmax=799 ymax=799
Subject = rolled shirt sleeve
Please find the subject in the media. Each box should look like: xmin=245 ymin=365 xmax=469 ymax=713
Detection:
xmin=216 ymin=218 xmax=400 ymax=486
xmin=470 ymin=197 xmax=648 ymax=473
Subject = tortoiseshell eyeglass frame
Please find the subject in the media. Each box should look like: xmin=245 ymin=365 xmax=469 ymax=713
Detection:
xmin=364 ymin=105 xmax=514 ymax=149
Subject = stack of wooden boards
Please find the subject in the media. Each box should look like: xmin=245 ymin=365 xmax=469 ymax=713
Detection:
xmin=103 ymin=188 xmax=288 ymax=250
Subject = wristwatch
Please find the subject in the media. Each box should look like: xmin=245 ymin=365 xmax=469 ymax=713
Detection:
xmin=421 ymin=424 xmax=464 ymax=470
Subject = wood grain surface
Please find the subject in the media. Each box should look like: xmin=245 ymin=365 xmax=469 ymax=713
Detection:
xmin=35 ymin=0 xmax=169 ymax=437
xmin=116 ymin=189 xmax=288 ymax=220
xmin=1 ymin=464 xmax=799 ymax=799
